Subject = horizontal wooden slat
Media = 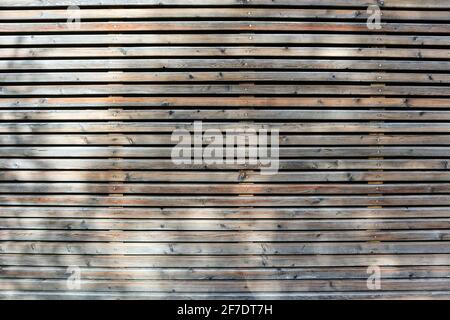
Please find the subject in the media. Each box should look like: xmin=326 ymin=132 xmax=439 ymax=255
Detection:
xmin=2 ymin=266 xmax=450 ymax=280
xmin=1 ymin=254 xmax=449 ymax=267
xmin=2 ymin=291 xmax=449 ymax=300
xmin=2 ymin=84 xmax=449 ymax=96
xmin=1 ymin=195 xmax=450 ymax=207
xmin=2 ymin=242 xmax=449 ymax=255
xmin=1 ymin=230 xmax=449 ymax=242
xmin=1 ymin=182 xmax=450 ymax=194
xmin=3 ymin=170 xmax=450 ymax=182
xmin=3 ymin=59 xmax=449 ymax=71
xmin=2 ymin=278 xmax=450 ymax=292
xmin=0 ymin=216 xmax=449 ymax=229
xmin=4 ymin=110 xmax=450 ymax=120
xmin=3 ymin=291 xmax=450 ymax=300
xmin=1 ymin=97 xmax=449 ymax=109
xmin=0 ymin=207 xmax=448 ymax=219
xmin=4 ymin=72 xmax=450 ymax=84
xmin=4 ymin=147 xmax=450 ymax=158
xmin=1 ymin=9 xmax=449 ymax=22
xmin=1 ymin=0 xmax=448 ymax=9
xmin=2 ymin=159 xmax=449 ymax=170
xmin=2 ymin=122 xmax=450 ymax=133
xmin=3 ymin=134 xmax=450 ymax=146
xmin=1 ymin=47 xmax=449 ymax=59
xmin=3 ymin=34 xmax=450 ymax=46
xmin=3 ymin=22 xmax=450 ymax=33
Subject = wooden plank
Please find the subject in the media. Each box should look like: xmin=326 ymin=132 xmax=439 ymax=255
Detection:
xmin=3 ymin=34 xmax=450 ymax=46
xmin=1 ymin=242 xmax=449 ymax=255
xmin=2 ymin=266 xmax=449 ymax=280
xmin=1 ymin=47 xmax=449 ymax=59
xmin=4 ymin=110 xmax=450 ymax=120
xmin=4 ymin=146 xmax=450 ymax=158
xmin=2 ymin=122 xmax=450 ymax=133
xmin=2 ymin=170 xmax=450 ymax=182
xmin=1 ymin=97 xmax=449 ymax=109
xmin=1 ymin=254 xmax=449 ymax=267
xmin=1 ymin=216 xmax=449 ymax=229
xmin=1 ymin=194 xmax=450 ymax=207
xmin=3 ymin=134 xmax=450 ymax=146
xmin=1 ymin=230 xmax=448 ymax=242
xmin=2 ymin=59 xmax=450 ymax=72
xmin=4 ymin=72 xmax=450 ymax=84
xmin=1 ymin=0 xmax=449 ymax=9
xmin=1 ymin=159 xmax=448 ymax=170
xmin=2 ymin=291 xmax=450 ymax=300
xmin=1 ymin=182 xmax=450 ymax=194
xmin=2 ymin=22 xmax=450 ymax=33
xmin=0 ymin=207 xmax=448 ymax=219
xmin=1 ymin=9 xmax=448 ymax=21
xmin=2 ymin=84 xmax=449 ymax=96
xmin=1 ymin=278 xmax=450 ymax=292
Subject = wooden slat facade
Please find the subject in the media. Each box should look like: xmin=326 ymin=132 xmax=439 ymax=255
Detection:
xmin=0 ymin=0 xmax=450 ymax=300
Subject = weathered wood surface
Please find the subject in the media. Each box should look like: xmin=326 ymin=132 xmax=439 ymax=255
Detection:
xmin=3 ymin=170 xmax=450 ymax=182
xmin=0 ymin=207 xmax=449 ymax=218
xmin=4 ymin=34 xmax=450 ymax=46
xmin=1 ymin=242 xmax=449 ymax=255
xmin=3 ymin=22 xmax=450 ymax=33
xmin=2 ymin=266 xmax=450 ymax=280
xmin=1 ymin=10 xmax=448 ymax=21
xmin=1 ymin=182 xmax=450 ymax=194
xmin=0 ymin=0 xmax=449 ymax=300
xmin=1 ymin=1 xmax=449 ymax=9
xmin=2 ymin=59 xmax=450 ymax=71
xmin=1 ymin=48 xmax=449 ymax=59
xmin=2 ymin=230 xmax=449 ymax=242
xmin=4 ymin=134 xmax=450 ymax=145
xmin=0 ymin=97 xmax=448 ymax=108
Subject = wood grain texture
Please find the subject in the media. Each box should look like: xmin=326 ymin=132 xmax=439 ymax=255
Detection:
xmin=1 ymin=0 xmax=449 ymax=300
xmin=1 ymin=1 xmax=449 ymax=8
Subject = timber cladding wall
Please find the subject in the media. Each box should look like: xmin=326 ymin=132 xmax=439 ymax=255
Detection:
xmin=0 ymin=0 xmax=449 ymax=300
